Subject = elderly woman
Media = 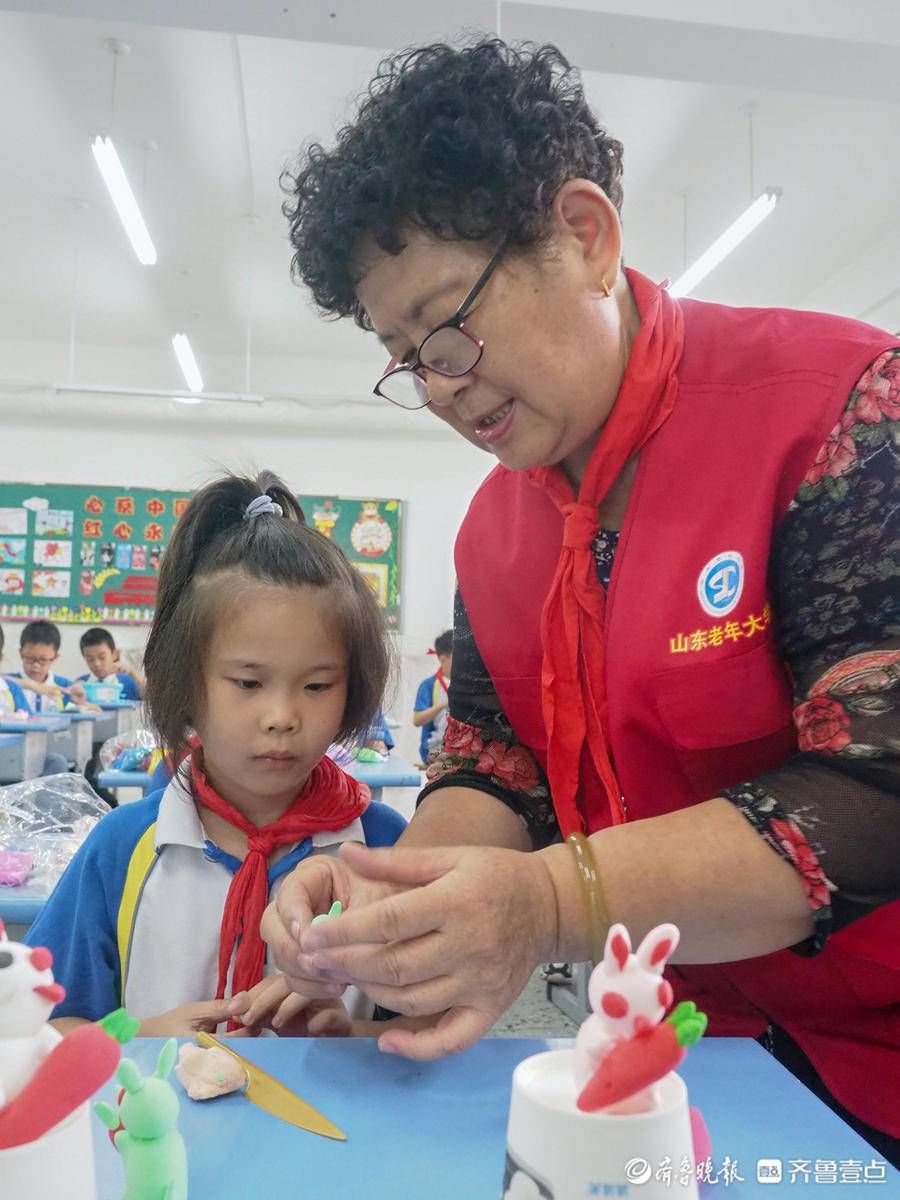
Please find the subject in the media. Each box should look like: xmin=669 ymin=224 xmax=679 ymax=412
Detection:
xmin=262 ymin=40 xmax=899 ymax=1158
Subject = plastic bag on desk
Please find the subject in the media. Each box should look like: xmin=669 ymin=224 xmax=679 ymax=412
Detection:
xmin=0 ymin=773 xmax=110 ymax=892
xmin=99 ymin=726 xmax=160 ymax=772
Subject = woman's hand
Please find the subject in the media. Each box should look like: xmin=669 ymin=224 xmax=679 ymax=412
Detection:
xmin=229 ymin=975 xmax=352 ymax=1038
xmin=294 ymin=840 xmax=558 ymax=1061
xmin=261 ymin=853 xmax=398 ymax=999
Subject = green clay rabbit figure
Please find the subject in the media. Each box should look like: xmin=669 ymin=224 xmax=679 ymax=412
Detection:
xmin=95 ymin=1038 xmax=188 ymax=1200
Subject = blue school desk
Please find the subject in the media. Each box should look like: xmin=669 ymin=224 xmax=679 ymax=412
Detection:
xmin=95 ymin=768 xmax=153 ymax=793
xmin=53 ymin=709 xmax=100 ymax=770
xmin=95 ymin=753 xmax=422 ymax=803
xmin=91 ymin=1037 xmax=897 ymax=1199
xmin=0 ymin=716 xmax=69 ymax=787
xmin=346 ymin=753 xmax=421 ymax=803
xmin=90 ymin=699 xmax=141 ymax=744
xmin=0 ymin=729 xmax=41 ymax=784
xmin=0 ymin=877 xmax=48 ymax=939
xmin=0 ymin=715 xmax=68 ymax=736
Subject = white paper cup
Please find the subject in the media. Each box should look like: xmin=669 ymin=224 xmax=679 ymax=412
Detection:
xmin=0 ymin=1101 xmax=97 ymax=1200
xmin=504 ymin=1049 xmax=698 ymax=1200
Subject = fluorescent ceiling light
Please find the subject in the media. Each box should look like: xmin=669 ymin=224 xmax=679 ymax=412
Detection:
xmin=171 ymin=334 xmax=204 ymax=393
xmin=669 ymin=189 xmax=781 ymax=299
xmin=91 ymin=136 xmax=157 ymax=266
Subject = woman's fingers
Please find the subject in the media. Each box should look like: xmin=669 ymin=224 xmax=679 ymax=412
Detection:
xmin=271 ymin=856 xmax=343 ymax=940
xmin=300 ymin=887 xmax=445 ymax=955
xmin=339 ymin=841 xmax=458 ymax=888
xmin=307 ymin=929 xmax=444 ymax=989
xmin=378 ymin=1007 xmax=492 ymax=1061
xmin=347 ymin=972 xmax=460 ymax=1017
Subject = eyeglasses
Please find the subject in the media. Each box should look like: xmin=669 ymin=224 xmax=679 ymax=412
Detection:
xmin=373 ymin=242 xmax=506 ymax=411
xmin=21 ymin=654 xmax=56 ymax=666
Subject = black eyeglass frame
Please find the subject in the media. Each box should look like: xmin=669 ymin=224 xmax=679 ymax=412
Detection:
xmin=373 ymin=241 xmax=507 ymax=409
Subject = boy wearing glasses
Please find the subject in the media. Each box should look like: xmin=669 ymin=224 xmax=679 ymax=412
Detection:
xmin=0 ymin=622 xmax=71 ymax=775
xmin=10 ymin=619 xmax=84 ymax=712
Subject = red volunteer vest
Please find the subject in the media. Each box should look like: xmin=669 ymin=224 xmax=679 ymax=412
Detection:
xmin=456 ymin=298 xmax=900 ymax=1135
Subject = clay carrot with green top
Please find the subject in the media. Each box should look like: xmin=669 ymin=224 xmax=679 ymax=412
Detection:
xmin=576 ymin=1001 xmax=708 ymax=1113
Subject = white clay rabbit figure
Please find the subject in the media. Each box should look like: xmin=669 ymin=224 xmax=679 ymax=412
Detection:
xmin=0 ymin=918 xmax=63 ymax=1109
xmin=573 ymin=922 xmax=679 ymax=1113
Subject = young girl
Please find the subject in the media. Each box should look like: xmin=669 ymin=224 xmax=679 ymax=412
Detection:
xmin=25 ymin=470 xmax=406 ymax=1037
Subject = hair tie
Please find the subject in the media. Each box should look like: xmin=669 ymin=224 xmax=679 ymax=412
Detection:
xmin=243 ymin=495 xmax=283 ymax=520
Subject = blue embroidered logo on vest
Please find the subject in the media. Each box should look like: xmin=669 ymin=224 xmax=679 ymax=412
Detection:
xmin=697 ymin=551 xmax=744 ymax=616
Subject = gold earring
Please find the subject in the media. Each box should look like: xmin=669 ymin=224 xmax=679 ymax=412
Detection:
xmin=600 ymin=276 xmax=611 ymax=297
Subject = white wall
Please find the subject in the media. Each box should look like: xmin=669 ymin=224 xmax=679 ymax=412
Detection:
xmin=0 ymin=369 xmax=492 ymax=763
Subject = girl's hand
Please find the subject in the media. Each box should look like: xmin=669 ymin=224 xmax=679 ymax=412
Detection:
xmin=261 ymin=854 xmax=398 ymax=1000
xmin=294 ymin=841 xmax=558 ymax=1061
xmin=229 ymin=975 xmax=352 ymax=1038
xmin=137 ymin=999 xmax=254 ymax=1038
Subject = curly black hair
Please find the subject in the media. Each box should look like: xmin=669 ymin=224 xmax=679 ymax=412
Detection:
xmin=283 ymin=38 xmax=624 ymax=329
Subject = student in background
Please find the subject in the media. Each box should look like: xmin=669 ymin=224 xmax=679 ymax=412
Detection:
xmin=77 ymin=627 xmax=145 ymax=701
xmin=0 ymin=623 xmax=70 ymax=776
xmin=26 ymin=470 xmax=419 ymax=1038
xmin=412 ymin=629 xmax=452 ymax=764
xmin=363 ymin=707 xmax=394 ymax=755
xmin=9 ymin=619 xmax=85 ymax=712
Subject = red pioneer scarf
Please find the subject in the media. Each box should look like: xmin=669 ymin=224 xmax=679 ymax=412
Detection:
xmin=190 ymin=753 xmax=370 ymax=1004
xmin=525 ymin=270 xmax=684 ymax=835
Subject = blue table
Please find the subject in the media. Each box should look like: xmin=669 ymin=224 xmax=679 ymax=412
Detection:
xmin=346 ymin=753 xmax=421 ymax=803
xmin=96 ymin=769 xmax=153 ymax=793
xmin=91 ymin=1038 xmax=897 ymax=1198
xmin=0 ymin=877 xmax=48 ymax=938
xmin=0 ymin=729 xmax=36 ymax=783
xmin=95 ymin=755 xmax=422 ymax=803
xmin=0 ymin=717 xmax=68 ymax=784
xmin=91 ymin=700 xmax=141 ymax=744
xmin=0 ymin=716 xmax=68 ymax=735
xmin=53 ymin=709 xmax=101 ymax=770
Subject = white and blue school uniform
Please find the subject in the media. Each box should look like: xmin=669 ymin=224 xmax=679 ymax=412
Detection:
xmin=7 ymin=671 xmax=71 ymax=713
xmin=2 ymin=674 xmax=69 ymax=775
xmin=0 ymin=675 xmax=28 ymax=715
xmin=25 ymin=762 xmax=407 ymax=1022
xmin=76 ymin=670 xmax=142 ymax=702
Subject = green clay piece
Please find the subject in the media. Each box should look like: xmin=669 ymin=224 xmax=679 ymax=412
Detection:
xmin=354 ymin=746 xmax=385 ymax=763
xmin=667 ymin=1000 xmax=708 ymax=1047
xmin=99 ymin=1006 xmax=141 ymax=1045
xmin=94 ymin=1037 xmax=188 ymax=1200
xmin=310 ymin=900 xmax=344 ymax=927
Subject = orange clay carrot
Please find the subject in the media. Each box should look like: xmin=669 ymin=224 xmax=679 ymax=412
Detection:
xmin=576 ymin=1001 xmax=707 ymax=1113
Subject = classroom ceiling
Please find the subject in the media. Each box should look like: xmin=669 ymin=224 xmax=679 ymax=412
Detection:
xmin=1 ymin=0 xmax=898 ymax=403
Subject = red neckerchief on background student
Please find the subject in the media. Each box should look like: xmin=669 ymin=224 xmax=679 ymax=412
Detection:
xmin=190 ymin=751 xmax=370 ymax=1012
xmin=426 ymin=648 xmax=450 ymax=695
xmin=525 ymin=269 xmax=684 ymax=837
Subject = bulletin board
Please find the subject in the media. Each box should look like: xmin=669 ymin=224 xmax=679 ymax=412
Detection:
xmin=0 ymin=483 xmax=402 ymax=629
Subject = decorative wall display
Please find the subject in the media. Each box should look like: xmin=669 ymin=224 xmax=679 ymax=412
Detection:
xmin=304 ymin=495 xmax=402 ymax=628
xmin=0 ymin=483 xmax=402 ymax=628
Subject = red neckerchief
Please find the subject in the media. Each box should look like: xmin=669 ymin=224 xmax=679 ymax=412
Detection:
xmin=190 ymin=753 xmax=370 ymax=1013
xmin=525 ymin=270 xmax=684 ymax=835
xmin=435 ymin=667 xmax=449 ymax=695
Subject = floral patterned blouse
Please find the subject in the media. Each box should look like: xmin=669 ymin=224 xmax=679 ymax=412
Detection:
xmin=420 ymin=348 xmax=900 ymax=953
